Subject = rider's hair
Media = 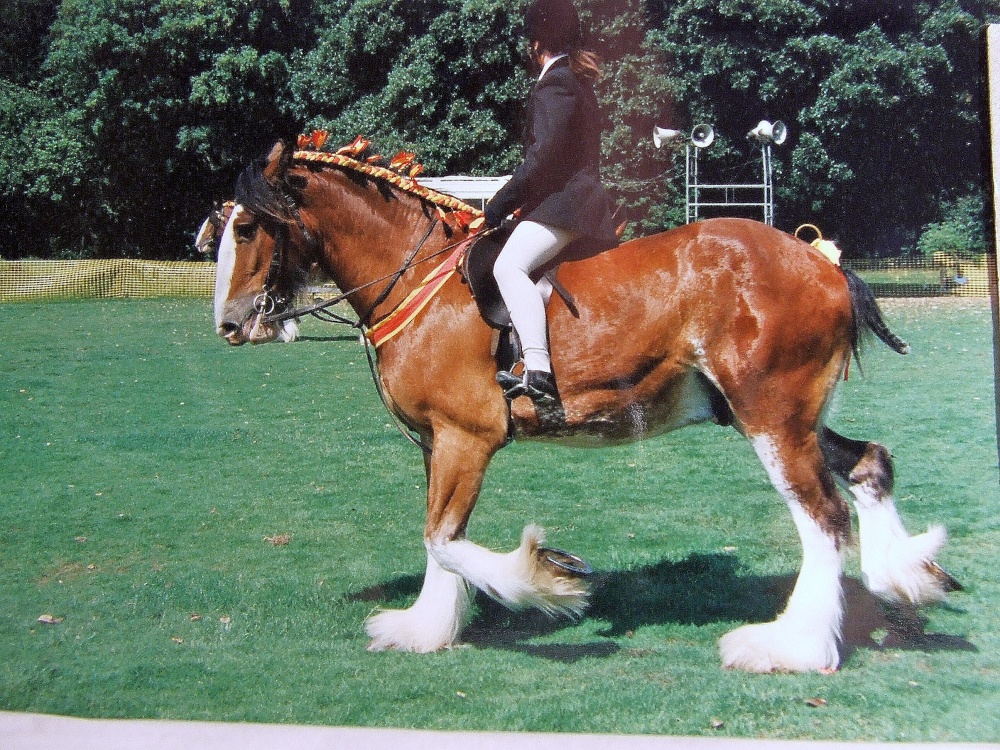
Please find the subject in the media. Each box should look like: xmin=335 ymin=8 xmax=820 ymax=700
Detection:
xmin=525 ymin=0 xmax=601 ymax=82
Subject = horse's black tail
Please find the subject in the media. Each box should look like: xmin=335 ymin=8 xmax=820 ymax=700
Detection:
xmin=843 ymin=268 xmax=910 ymax=357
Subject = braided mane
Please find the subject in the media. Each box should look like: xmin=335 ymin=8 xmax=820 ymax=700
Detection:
xmin=294 ymin=133 xmax=484 ymax=218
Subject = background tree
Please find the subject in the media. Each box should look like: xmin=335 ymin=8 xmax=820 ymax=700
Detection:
xmin=288 ymin=0 xmax=527 ymax=174
xmin=650 ymin=0 xmax=996 ymax=256
xmin=2 ymin=0 xmax=315 ymax=258
xmin=0 ymin=0 xmax=59 ymax=256
xmin=1 ymin=0 xmax=997 ymax=259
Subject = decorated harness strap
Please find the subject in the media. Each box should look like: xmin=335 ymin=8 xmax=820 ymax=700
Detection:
xmin=365 ymin=235 xmax=478 ymax=349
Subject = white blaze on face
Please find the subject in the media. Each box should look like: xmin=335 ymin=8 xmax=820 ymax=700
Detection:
xmin=213 ymin=205 xmax=242 ymax=330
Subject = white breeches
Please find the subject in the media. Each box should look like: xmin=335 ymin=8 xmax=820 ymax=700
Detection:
xmin=493 ymin=221 xmax=579 ymax=373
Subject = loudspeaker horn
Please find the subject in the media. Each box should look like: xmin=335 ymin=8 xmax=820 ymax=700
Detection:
xmin=691 ymin=124 xmax=714 ymax=149
xmin=747 ymin=119 xmax=788 ymax=145
xmin=771 ymin=120 xmax=787 ymax=145
xmin=652 ymin=126 xmax=683 ymax=148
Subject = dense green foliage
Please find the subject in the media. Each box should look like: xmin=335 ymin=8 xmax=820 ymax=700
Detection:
xmin=653 ymin=0 xmax=996 ymax=255
xmin=1 ymin=0 xmax=997 ymax=258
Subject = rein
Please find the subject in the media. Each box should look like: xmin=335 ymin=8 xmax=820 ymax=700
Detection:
xmin=357 ymin=215 xmax=440 ymax=326
xmin=263 ymin=216 xmax=474 ymax=329
xmin=258 ymin=209 xmax=490 ymax=456
xmin=256 ymin=211 xmax=443 ymax=454
xmin=262 ymin=141 xmax=483 ymax=328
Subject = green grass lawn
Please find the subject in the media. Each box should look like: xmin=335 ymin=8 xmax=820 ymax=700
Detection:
xmin=1 ymin=297 xmax=998 ymax=740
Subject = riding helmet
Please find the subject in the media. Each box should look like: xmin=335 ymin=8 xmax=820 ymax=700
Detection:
xmin=524 ymin=0 xmax=582 ymax=52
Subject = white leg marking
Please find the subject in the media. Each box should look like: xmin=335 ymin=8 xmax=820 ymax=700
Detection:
xmin=719 ymin=438 xmax=843 ymax=672
xmin=428 ymin=525 xmax=589 ymax=618
xmin=851 ymin=483 xmax=949 ymax=605
xmin=365 ymin=552 xmax=473 ymax=653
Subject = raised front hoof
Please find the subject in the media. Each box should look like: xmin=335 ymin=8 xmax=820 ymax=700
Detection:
xmin=927 ymin=560 xmax=963 ymax=593
xmin=517 ymin=527 xmax=591 ymax=618
xmin=719 ymin=622 xmax=840 ymax=674
xmin=364 ymin=608 xmax=457 ymax=654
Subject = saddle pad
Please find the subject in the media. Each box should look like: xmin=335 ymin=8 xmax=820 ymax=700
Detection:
xmin=462 ymin=224 xmax=515 ymax=330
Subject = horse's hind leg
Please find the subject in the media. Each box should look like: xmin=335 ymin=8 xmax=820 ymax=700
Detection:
xmin=820 ymin=427 xmax=960 ymax=605
xmin=719 ymin=431 xmax=848 ymax=673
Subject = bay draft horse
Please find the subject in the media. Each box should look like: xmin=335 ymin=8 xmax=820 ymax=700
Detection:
xmin=214 ymin=139 xmax=960 ymax=672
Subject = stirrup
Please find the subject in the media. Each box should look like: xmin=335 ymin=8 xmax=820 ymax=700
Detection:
xmin=496 ymin=369 xmax=526 ymax=400
xmin=524 ymin=370 xmax=558 ymax=405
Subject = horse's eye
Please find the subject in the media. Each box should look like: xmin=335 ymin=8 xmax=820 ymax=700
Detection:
xmin=233 ymin=219 xmax=257 ymax=242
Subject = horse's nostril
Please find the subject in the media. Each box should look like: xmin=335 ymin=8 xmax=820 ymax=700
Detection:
xmin=219 ymin=322 xmax=239 ymax=336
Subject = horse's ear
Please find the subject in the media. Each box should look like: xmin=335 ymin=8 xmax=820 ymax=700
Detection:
xmin=262 ymin=140 xmax=294 ymax=187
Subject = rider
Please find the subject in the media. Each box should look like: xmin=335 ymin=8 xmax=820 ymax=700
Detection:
xmin=485 ymin=0 xmax=619 ymax=405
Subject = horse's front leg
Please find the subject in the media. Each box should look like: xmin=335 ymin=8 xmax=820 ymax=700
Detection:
xmin=365 ymin=428 xmax=588 ymax=652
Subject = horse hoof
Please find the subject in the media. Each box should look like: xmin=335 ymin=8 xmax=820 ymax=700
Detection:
xmin=925 ymin=560 xmax=963 ymax=593
xmin=537 ymin=547 xmax=593 ymax=578
xmin=719 ymin=621 xmax=840 ymax=673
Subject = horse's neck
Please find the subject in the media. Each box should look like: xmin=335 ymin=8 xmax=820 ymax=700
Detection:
xmin=311 ymin=170 xmax=445 ymax=319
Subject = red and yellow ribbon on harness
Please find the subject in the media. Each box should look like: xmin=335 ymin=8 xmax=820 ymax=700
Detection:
xmin=365 ymin=233 xmax=480 ymax=349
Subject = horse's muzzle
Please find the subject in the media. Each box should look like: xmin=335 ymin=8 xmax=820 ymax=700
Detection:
xmin=218 ymin=321 xmax=249 ymax=346
xmin=219 ymin=313 xmax=269 ymax=346
xmin=218 ymin=314 xmax=297 ymax=346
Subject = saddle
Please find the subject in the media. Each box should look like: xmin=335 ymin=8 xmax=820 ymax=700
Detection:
xmin=460 ymin=223 xmax=580 ymax=372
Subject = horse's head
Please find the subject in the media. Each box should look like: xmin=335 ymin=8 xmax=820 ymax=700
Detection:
xmin=194 ymin=201 xmax=235 ymax=255
xmin=214 ymin=142 xmax=313 ymax=346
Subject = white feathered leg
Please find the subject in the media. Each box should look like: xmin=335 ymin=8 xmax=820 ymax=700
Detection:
xmin=428 ymin=525 xmax=589 ymax=618
xmin=719 ymin=436 xmax=845 ymax=673
xmin=720 ymin=503 xmax=843 ymax=673
xmin=365 ymin=552 xmax=473 ymax=653
xmin=851 ymin=481 xmax=951 ymax=606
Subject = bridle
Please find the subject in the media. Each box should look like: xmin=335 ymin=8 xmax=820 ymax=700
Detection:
xmin=252 ymin=197 xmax=319 ymax=321
xmin=260 ymin=209 xmax=455 ymax=331
xmin=251 ymin=223 xmax=291 ymax=317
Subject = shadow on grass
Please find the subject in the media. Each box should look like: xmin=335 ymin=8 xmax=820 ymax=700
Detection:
xmin=348 ymin=553 xmax=975 ymax=664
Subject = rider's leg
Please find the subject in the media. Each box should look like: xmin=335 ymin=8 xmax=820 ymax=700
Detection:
xmin=493 ymin=221 xmax=578 ymax=375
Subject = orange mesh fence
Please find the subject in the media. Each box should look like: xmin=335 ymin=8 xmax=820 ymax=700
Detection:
xmin=0 ymin=259 xmax=216 ymax=301
xmin=842 ymin=254 xmax=993 ymax=298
